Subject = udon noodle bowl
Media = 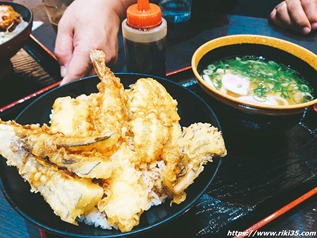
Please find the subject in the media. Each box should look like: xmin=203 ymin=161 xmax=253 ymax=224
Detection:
xmin=202 ymin=55 xmax=314 ymax=106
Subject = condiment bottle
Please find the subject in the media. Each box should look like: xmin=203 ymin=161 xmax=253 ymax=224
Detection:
xmin=122 ymin=0 xmax=167 ymax=76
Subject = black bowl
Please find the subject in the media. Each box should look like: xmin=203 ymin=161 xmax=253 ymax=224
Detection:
xmin=192 ymin=34 xmax=317 ymax=135
xmin=0 ymin=2 xmax=33 ymax=62
xmin=0 ymin=73 xmax=223 ymax=237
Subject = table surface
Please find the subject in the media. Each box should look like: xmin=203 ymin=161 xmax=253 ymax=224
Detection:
xmin=0 ymin=1 xmax=317 ymax=238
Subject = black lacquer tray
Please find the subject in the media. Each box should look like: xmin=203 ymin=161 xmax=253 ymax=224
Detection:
xmin=1 ymin=33 xmax=317 ymax=238
xmin=167 ymin=69 xmax=317 ymax=237
xmin=0 ymin=35 xmax=61 ymax=120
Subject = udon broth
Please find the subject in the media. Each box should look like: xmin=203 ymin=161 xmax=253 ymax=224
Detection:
xmin=202 ymin=56 xmax=314 ymax=106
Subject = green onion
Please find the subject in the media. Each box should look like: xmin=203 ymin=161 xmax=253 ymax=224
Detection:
xmin=202 ymin=55 xmax=314 ymax=105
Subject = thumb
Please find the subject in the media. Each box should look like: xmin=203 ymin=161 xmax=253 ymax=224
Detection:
xmin=54 ymin=30 xmax=73 ymax=80
xmin=60 ymin=49 xmax=92 ymax=85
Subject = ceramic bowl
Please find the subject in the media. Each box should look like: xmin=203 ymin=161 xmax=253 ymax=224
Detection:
xmin=192 ymin=34 xmax=317 ymax=135
xmin=0 ymin=2 xmax=33 ymax=62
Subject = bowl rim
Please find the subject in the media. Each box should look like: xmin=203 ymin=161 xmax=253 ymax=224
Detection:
xmin=191 ymin=34 xmax=317 ymax=111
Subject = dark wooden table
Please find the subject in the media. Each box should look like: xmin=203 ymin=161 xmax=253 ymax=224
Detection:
xmin=0 ymin=1 xmax=316 ymax=238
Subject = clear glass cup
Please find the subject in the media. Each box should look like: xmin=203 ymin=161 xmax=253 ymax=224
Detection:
xmin=42 ymin=0 xmax=74 ymax=32
xmin=159 ymin=0 xmax=192 ymax=23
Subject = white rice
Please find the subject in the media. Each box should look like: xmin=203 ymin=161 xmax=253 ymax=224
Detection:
xmin=77 ymin=207 xmax=116 ymax=230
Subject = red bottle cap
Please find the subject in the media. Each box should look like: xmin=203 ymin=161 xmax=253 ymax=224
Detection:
xmin=126 ymin=0 xmax=162 ymax=29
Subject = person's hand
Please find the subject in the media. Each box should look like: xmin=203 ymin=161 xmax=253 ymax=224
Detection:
xmin=270 ymin=0 xmax=317 ymax=34
xmin=55 ymin=0 xmax=134 ymax=85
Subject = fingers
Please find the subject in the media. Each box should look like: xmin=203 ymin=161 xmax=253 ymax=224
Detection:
xmin=286 ymin=0 xmax=312 ymax=33
xmin=55 ymin=19 xmax=92 ymax=84
xmin=53 ymin=0 xmax=121 ymax=85
xmin=54 ymin=12 xmax=97 ymax=84
xmin=54 ymin=9 xmax=77 ymax=80
xmin=270 ymin=0 xmax=316 ymax=34
xmin=58 ymin=38 xmax=119 ymax=85
xmin=54 ymin=28 xmax=73 ymax=78
xmin=301 ymin=0 xmax=317 ymax=30
xmin=59 ymin=49 xmax=92 ymax=85
xmin=270 ymin=2 xmax=291 ymax=29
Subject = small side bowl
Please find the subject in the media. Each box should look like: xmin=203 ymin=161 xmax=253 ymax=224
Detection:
xmin=0 ymin=2 xmax=33 ymax=62
xmin=192 ymin=34 xmax=317 ymax=135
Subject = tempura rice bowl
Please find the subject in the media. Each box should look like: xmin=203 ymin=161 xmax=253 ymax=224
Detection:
xmin=0 ymin=73 xmax=222 ymax=237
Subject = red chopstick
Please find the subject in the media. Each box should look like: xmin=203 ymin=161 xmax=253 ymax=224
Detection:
xmin=166 ymin=65 xmax=192 ymax=77
xmin=30 ymin=34 xmax=57 ymax=60
xmin=39 ymin=229 xmax=47 ymax=238
xmin=233 ymin=186 xmax=317 ymax=238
